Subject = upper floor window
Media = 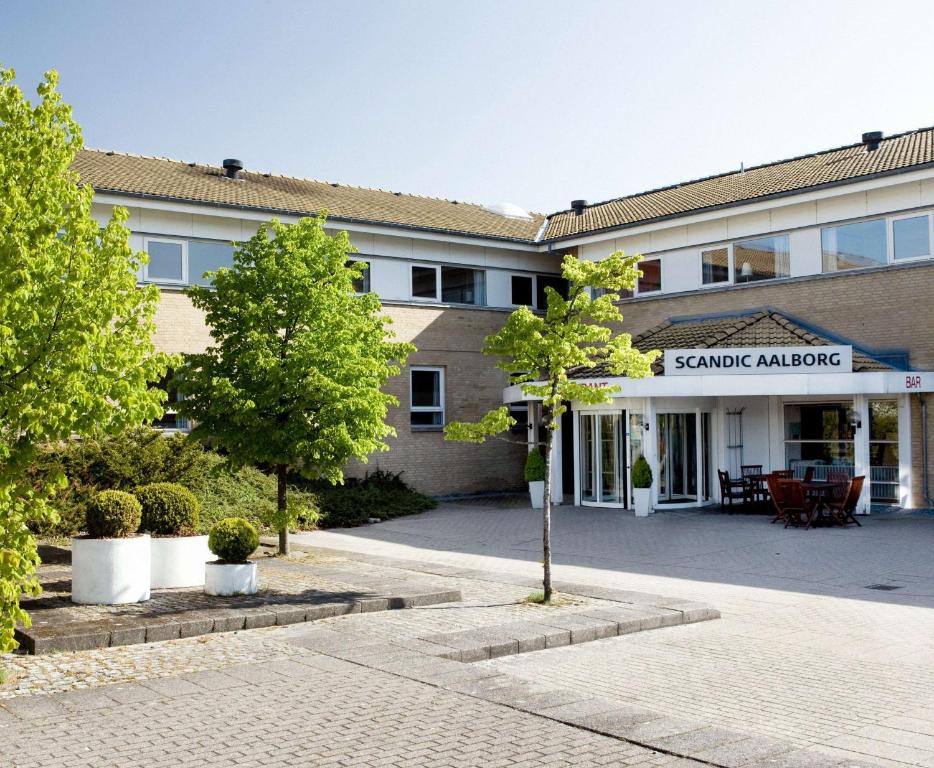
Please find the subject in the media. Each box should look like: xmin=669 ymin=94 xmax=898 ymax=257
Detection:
xmin=189 ymin=241 xmax=234 ymax=287
xmin=701 ymin=247 xmax=730 ymax=285
xmin=410 ymin=367 xmax=444 ymax=429
xmin=637 ymin=259 xmax=662 ymax=293
xmin=821 ymin=219 xmax=886 ymax=272
xmin=735 ymin=235 xmax=789 ymax=283
xmin=892 ymin=214 xmax=931 ymax=260
xmin=347 ymin=260 xmax=371 ymax=293
xmin=145 ymin=239 xmax=185 ymax=283
xmin=511 ymin=275 xmax=534 ymax=306
xmin=536 ymin=275 xmax=569 ymax=308
xmin=411 ymin=266 xmax=438 ymax=299
xmin=411 ymin=265 xmax=486 ymax=305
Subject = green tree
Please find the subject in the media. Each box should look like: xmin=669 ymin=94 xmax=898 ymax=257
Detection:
xmin=444 ymin=252 xmax=658 ymax=601
xmin=0 ymin=68 xmax=172 ymax=655
xmin=175 ymin=216 xmax=414 ymax=555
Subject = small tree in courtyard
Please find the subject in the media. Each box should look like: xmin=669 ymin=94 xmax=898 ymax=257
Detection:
xmin=0 ymin=68 xmax=172 ymax=656
xmin=175 ymin=216 xmax=415 ymax=555
xmin=444 ymin=252 xmax=658 ymax=601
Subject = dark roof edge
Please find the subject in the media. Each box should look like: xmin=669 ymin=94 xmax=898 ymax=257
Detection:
xmin=542 ymin=161 xmax=934 ymax=245
xmin=87 ymin=186 xmax=542 ymax=247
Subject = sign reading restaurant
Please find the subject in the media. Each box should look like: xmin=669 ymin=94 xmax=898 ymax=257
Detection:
xmin=664 ymin=345 xmax=853 ymax=376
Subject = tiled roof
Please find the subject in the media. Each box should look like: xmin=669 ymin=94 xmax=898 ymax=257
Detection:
xmin=72 ymin=150 xmax=545 ymax=243
xmin=544 ymin=127 xmax=934 ymax=240
xmin=571 ymin=310 xmax=892 ymax=378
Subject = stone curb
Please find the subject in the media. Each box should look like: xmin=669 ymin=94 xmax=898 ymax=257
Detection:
xmin=16 ymin=587 xmax=462 ymax=655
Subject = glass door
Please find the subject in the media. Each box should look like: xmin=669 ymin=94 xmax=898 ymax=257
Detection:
xmin=580 ymin=412 xmax=626 ymax=506
xmin=657 ymin=413 xmax=698 ymax=503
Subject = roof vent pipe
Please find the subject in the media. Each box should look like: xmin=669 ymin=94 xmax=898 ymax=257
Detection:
xmin=861 ymin=132 xmax=883 ymax=151
xmin=222 ymin=158 xmax=243 ymax=179
xmin=570 ymin=199 xmax=588 ymax=216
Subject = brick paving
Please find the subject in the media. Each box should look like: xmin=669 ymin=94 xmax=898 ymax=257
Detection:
xmin=293 ymin=500 xmax=934 ymax=767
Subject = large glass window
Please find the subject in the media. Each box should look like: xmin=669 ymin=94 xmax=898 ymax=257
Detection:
xmin=821 ymin=219 xmax=886 ymax=272
xmin=145 ymin=240 xmax=184 ymax=283
xmin=536 ymin=275 xmax=569 ymax=309
xmin=410 ymin=367 xmax=444 ymax=428
xmin=869 ymin=400 xmax=899 ymax=502
xmin=441 ymin=266 xmax=485 ymax=305
xmin=638 ymin=259 xmax=662 ymax=293
xmin=189 ymin=241 xmax=234 ymax=287
xmin=893 ymin=215 xmax=931 ymax=260
xmin=734 ymin=235 xmax=789 ymax=283
xmin=511 ymin=275 xmax=533 ymax=306
xmin=701 ymin=247 xmax=729 ymax=285
xmin=411 ymin=266 xmax=438 ymax=299
xmin=784 ymin=402 xmax=854 ymax=475
xmin=347 ymin=260 xmax=370 ymax=293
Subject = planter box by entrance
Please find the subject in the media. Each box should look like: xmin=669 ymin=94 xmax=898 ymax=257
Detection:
xmin=204 ymin=562 xmax=257 ymax=596
xmin=71 ymin=534 xmax=151 ymax=605
xmin=528 ymin=480 xmax=544 ymax=509
xmin=633 ymin=488 xmax=652 ymax=517
xmin=150 ymin=535 xmax=215 ymax=589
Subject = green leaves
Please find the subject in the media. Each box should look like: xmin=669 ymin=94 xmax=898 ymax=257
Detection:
xmin=176 ymin=214 xmax=414 ymax=491
xmin=0 ymin=68 xmax=172 ymax=653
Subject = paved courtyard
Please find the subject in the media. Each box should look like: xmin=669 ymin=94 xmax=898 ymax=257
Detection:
xmin=293 ymin=500 xmax=934 ymax=767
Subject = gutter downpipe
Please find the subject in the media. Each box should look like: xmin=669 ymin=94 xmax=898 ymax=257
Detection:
xmin=922 ymin=396 xmax=934 ymax=508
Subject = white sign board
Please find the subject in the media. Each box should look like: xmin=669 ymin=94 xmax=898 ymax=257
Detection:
xmin=664 ymin=345 xmax=852 ymax=376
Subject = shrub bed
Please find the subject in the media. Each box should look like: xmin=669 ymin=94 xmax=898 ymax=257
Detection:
xmin=86 ymin=490 xmax=142 ymax=538
xmin=136 ymin=482 xmax=201 ymax=535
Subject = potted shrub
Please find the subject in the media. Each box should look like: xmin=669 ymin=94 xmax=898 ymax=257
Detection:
xmin=204 ymin=517 xmax=259 ymax=596
xmin=136 ymin=482 xmax=215 ymax=589
xmin=72 ymin=490 xmax=150 ymax=604
xmin=525 ymin=449 xmax=546 ymax=509
xmin=631 ymin=455 xmax=653 ymax=517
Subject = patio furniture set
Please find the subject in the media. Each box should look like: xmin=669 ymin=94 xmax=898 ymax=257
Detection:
xmin=717 ymin=465 xmax=864 ymax=529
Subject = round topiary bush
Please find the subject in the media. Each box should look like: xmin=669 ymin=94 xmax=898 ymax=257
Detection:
xmin=86 ymin=490 xmax=142 ymax=538
xmin=208 ymin=517 xmax=259 ymax=563
xmin=631 ymin=455 xmax=653 ymax=489
xmin=524 ymin=449 xmax=546 ymax=482
xmin=135 ymin=482 xmax=201 ymax=535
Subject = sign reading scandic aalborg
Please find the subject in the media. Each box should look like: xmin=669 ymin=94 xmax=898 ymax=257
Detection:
xmin=664 ymin=345 xmax=853 ymax=376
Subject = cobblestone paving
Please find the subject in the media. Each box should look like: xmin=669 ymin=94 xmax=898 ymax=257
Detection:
xmin=294 ymin=501 xmax=934 ymax=767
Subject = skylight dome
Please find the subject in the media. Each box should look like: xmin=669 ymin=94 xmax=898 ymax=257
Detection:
xmin=482 ymin=202 xmax=532 ymax=219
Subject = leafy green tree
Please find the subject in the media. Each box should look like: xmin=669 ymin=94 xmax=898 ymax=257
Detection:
xmin=175 ymin=216 xmax=414 ymax=555
xmin=0 ymin=68 xmax=172 ymax=655
xmin=445 ymin=252 xmax=658 ymax=600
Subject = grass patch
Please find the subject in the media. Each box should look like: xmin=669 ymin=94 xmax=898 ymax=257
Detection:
xmin=523 ymin=591 xmax=577 ymax=607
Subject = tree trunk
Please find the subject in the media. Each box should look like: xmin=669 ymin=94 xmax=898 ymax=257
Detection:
xmin=542 ymin=426 xmax=553 ymax=603
xmin=277 ymin=463 xmax=289 ymax=556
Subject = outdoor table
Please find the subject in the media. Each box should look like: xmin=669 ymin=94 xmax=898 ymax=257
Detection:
xmin=800 ymin=481 xmax=847 ymax=529
xmin=744 ymin=473 xmax=771 ymax=505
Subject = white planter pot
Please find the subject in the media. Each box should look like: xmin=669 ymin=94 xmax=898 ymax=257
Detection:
xmin=528 ymin=480 xmax=544 ymax=509
xmin=150 ymin=535 xmax=216 ymax=589
xmin=204 ymin=562 xmax=257 ymax=596
xmin=71 ymin=534 xmax=151 ymax=605
xmin=633 ymin=488 xmax=652 ymax=517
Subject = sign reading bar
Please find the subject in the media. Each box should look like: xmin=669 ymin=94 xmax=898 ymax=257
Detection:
xmin=664 ymin=345 xmax=852 ymax=376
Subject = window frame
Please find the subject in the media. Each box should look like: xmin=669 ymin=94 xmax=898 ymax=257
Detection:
xmin=889 ymin=212 xmax=933 ymax=263
xmin=820 ymin=217 xmax=888 ymax=273
xmin=409 ymin=366 xmax=445 ymax=430
xmin=143 ymin=237 xmax=188 ymax=285
xmin=733 ymin=233 xmax=791 ymax=284
xmin=410 ymin=265 xmax=440 ymax=302
xmin=699 ymin=245 xmax=732 ymax=287
xmin=347 ymin=258 xmax=371 ymax=294
xmin=509 ymin=273 xmax=536 ymax=308
xmin=635 ymin=257 xmax=662 ymax=296
xmin=440 ymin=265 xmax=487 ymax=306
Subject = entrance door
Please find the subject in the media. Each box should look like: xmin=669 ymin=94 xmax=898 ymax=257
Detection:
xmin=580 ymin=412 xmax=626 ymax=505
xmin=657 ymin=413 xmax=698 ymax=502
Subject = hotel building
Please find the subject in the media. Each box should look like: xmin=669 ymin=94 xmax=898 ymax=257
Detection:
xmin=78 ymin=127 xmax=934 ymax=511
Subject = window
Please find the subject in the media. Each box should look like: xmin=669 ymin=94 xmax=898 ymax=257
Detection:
xmin=637 ymin=259 xmax=662 ymax=293
xmin=869 ymin=400 xmax=899 ymax=502
xmin=536 ymin=275 xmax=569 ymax=308
xmin=821 ymin=219 xmax=886 ymax=272
xmin=189 ymin=241 xmax=234 ymax=287
xmin=144 ymin=239 xmax=185 ymax=283
xmin=441 ymin=266 xmax=485 ymax=305
xmin=347 ymin=260 xmax=370 ymax=293
xmin=511 ymin=275 xmax=533 ymax=306
xmin=411 ymin=266 xmax=438 ymax=299
xmin=892 ymin=215 xmax=931 ymax=260
xmin=508 ymin=402 xmax=530 ymax=434
xmin=410 ymin=367 xmax=444 ymax=428
xmin=701 ymin=247 xmax=729 ymax=285
xmin=734 ymin=235 xmax=789 ymax=282
xmin=151 ymin=371 xmax=189 ymax=431
xmin=784 ymin=402 xmax=854 ymax=475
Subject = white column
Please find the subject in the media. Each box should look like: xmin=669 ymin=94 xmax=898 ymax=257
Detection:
xmin=572 ymin=408 xmax=581 ymax=506
xmin=644 ymin=398 xmax=657 ymax=511
xmin=897 ymin=394 xmax=912 ymax=508
xmin=853 ymin=394 xmax=871 ymax=514
xmin=695 ymin=407 xmax=704 ymax=507
xmin=767 ymin=396 xmax=784 ymax=472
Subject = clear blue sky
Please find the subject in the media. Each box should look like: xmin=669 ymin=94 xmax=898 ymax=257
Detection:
xmin=3 ymin=0 xmax=934 ymax=214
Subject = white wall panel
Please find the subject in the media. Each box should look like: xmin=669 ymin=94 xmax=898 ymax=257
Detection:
xmin=727 ymin=211 xmax=771 ymax=240
xmin=661 ymin=249 xmax=696 ymax=294
xmin=372 ymin=233 xmax=414 ymax=259
xmin=789 ymin=228 xmax=821 ymax=277
xmin=816 ymin=192 xmax=867 ymax=224
xmin=370 ymin=258 xmax=410 ymax=301
xmin=867 ymin=182 xmax=921 ymax=216
xmin=486 ymin=270 xmax=512 ymax=308
xmin=649 ymin=225 xmax=688 ymax=252
xmin=138 ymin=209 xmax=195 ymax=237
xmin=769 ymin=201 xmax=817 ymax=232
xmin=686 ymin=218 xmax=728 ymax=247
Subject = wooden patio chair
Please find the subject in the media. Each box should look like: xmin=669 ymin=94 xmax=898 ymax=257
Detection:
xmin=803 ymin=466 xmax=815 ymax=483
xmin=767 ymin=474 xmax=788 ymax=524
xmin=778 ymin=480 xmax=815 ymax=529
xmin=771 ymin=469 xmax=793 ymax=479
xmin=718 ymin=470 xmax=747 ymax=511
xmin=827 ymin=475 xmax=864 ymax=527
xmin=741 ymin=464 xmax=767 ymax=504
